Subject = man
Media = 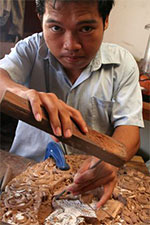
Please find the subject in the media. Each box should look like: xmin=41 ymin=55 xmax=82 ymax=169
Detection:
xmin=0 ymin=0 xmax=144 ymax=208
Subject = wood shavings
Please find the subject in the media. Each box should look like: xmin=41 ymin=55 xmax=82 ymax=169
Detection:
xmin=0 ymin=155 xmax=150 ymax=224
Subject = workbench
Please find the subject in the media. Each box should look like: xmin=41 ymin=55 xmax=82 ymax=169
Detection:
xmin=0 ymin=150 xmax=36 ymax=180
xmin=0 ymin=149 xmax=150 ymax=225
xmin=0 ymin=149 xmax=149 ymax=181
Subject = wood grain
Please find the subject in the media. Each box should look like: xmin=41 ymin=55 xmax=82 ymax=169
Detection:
xmin=0 ymin=222 xmax=12 ymax=225
xmin=0 ymin=150 xmax=36 ymax=182
xmin=0 ymin=91 xmax=127 ymax=167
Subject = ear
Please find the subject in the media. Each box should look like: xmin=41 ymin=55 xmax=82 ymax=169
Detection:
xmin=104 ymin=16 xmax=109 ymax=30
xmin=37 ymin=13 xmax=41 ymax=21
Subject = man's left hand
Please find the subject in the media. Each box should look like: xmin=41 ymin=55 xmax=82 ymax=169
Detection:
xmin=67 ymin=156 xmax=118 ymax=208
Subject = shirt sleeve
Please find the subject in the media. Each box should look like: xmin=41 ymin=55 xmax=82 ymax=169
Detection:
xmin=111 ymin=50 xmax=144 ymax=128
xmin=0 ymin=33 xmax=40 ymax=85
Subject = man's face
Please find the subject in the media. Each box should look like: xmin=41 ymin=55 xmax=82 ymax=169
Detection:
xmin=42 ymin=0 xmax=108 ymax=76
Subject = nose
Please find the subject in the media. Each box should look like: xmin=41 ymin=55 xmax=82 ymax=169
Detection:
xmin=63 ymin=32 xmax=81 ymax=52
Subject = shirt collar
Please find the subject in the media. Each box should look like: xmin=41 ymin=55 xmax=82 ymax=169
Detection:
xmin=38 ymin=33 xmax=49 ymax=59
xmin=90 ymin=42 xmax=121 ymax=72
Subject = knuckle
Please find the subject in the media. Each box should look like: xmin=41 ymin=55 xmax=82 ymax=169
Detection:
xmin=72 ymin=108 xmax=81 ymax=117
xmin=26 ymin=89 xmax=39 ymax=103
xmin=59 ymin=99 xmax=65 ymax=105
xmin=59 ymin=100 xmax=70 ymax=112
xmin=47 ymin=93 xmax=58 ymax=101
xmin=26 ymin=89 xmax=36 ymax=96
xmin=76 ymin=110 xmax=82 ymax=116
xmin=31 ymin=98 xmax=38 ymax=105
xmin=58 ymin=105 xmax=71 ymax=118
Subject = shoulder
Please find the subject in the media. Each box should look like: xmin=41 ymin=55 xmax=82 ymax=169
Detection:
xmin=100 ymin=43 xmax=139 ymax=85
xmin=4 ymin=32 xmax=45 ymax=62
xmin=101 ymin=42 xmax=137 ymax=68
xmin=15 ymin=32 xmax=43 ymax=51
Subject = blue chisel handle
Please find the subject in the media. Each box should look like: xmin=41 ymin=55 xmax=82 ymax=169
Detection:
xmin=44 ymin=141 xmax=70 ymax=170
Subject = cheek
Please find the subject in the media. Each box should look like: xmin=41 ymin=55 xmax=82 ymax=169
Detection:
xmin=44 ymin=31 xmax=58 ymax=50
xmin=44 ymin=29 xmax=53 ymax=42
xmin=84 ymin=35 xmax=102 ymax=55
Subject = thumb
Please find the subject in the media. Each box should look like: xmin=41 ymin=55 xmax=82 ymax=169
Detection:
xmin=74 ymin=157 xmax=98 ymax=183
xmin=96 ymin=188 xmax=111 ymax=208
xmin=96 ymin=179 xmax=116 ymax=208
xmin=76 ymin=157 xmax=92 ymax=175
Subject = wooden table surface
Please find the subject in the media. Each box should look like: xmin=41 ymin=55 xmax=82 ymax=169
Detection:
xmin=0 ymin=222 xmax=12 ymax=225
xmin=0 ymin=150 xmax=149 ymax=225
xmin=0 ymin=150 xmax=36 ymax=180
xmin=0 ymin=149 xmax=149 ymax=182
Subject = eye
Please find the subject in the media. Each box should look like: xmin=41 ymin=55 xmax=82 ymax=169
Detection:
xmin=51 ymin=25 xmax=62 ymax=32
xmin=81 ymin=26 xmax=93 ymax=33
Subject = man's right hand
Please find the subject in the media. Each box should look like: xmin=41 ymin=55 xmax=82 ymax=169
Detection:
xmin=0 ymin=68 xmax=88 ymax=138
xmin=14 ymin=89 xmax=88 ymax=138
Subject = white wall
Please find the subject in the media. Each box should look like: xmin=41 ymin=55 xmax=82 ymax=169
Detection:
xmin=103 ymin=0 xmax=150 ymax=160
xmin=103 ymin=0 xmax=150 ymax=61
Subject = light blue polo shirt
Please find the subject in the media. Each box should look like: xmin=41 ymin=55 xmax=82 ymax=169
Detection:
xmin=0 ymin=33 xmax=144 ymax=161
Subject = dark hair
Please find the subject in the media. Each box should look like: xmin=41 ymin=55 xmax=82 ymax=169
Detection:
xmin=35 ymin=0 xmax=115 ymax=23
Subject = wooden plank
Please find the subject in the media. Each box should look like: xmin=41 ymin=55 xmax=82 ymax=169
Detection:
xmin=0 ymin=166 xmax=13 ymax=191
xmin=0 ymin=91 xmax=127 ymax=167
xmin=0 ymin=222 xmax=12 ymax=225
xmin=96 ymin=199 xmax=124 ymax=221
xmin=0 ymin=150 xmax=36 ymax=181
xmin=126 ymin=155 xmax=150 ymax=176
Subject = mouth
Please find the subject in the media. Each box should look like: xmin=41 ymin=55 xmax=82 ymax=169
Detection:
xmin=62 ymin=55 xmax=84 ymax=63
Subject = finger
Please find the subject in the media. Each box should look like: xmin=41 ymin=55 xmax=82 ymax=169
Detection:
xmin=74 ymin=162 xmax=112 ymax=185
xmin=74 ymin=157 xmax=101 ymax=183
xmin=26 ymin=89 xmax=43 ymax=121
xmin=58 ymin=100 xmax=87 ymax=138
xmin=40 ymin=93 xmax=62 ymax=136
xmin=57 ymin=103 xmax=73 ymax=138
xmin=74 ymin=169 xmax=95 ymax=184
xmin=96 ymin=178 xmax=117 ymax=208
xmin=66 ymin=105 xmax=88 ymax=133
xmin=75 ymin=157 xmax=92 ymax=175
xmin=41 ymin=95 xmax=73 ymax=138
xmin=69 ymin=173 xmax=114 ymax=194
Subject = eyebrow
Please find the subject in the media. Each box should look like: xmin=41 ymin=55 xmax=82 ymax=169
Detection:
xmin=45 ymin=19 xmax=61 ymax=24
xmin=45 ymin=18 xmax=97 ymax=25
xmin=77 ymin=20 xmax=97 ymax=25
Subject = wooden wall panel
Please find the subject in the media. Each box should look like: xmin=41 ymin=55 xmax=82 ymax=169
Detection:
xmin=23 ymin=0 xmax=42 ymax=37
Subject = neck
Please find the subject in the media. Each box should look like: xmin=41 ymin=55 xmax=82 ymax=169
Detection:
xmin=64 ymin=69 xmax=82 ymax=84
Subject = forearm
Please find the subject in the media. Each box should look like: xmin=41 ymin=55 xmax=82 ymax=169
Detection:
xmin=0 ymin=68 xmax=28 ymax=101
xmin=112 ymin=125 xmax=140 ymax=161
xmin=0 ymin=68 xmax=88 ymax=137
